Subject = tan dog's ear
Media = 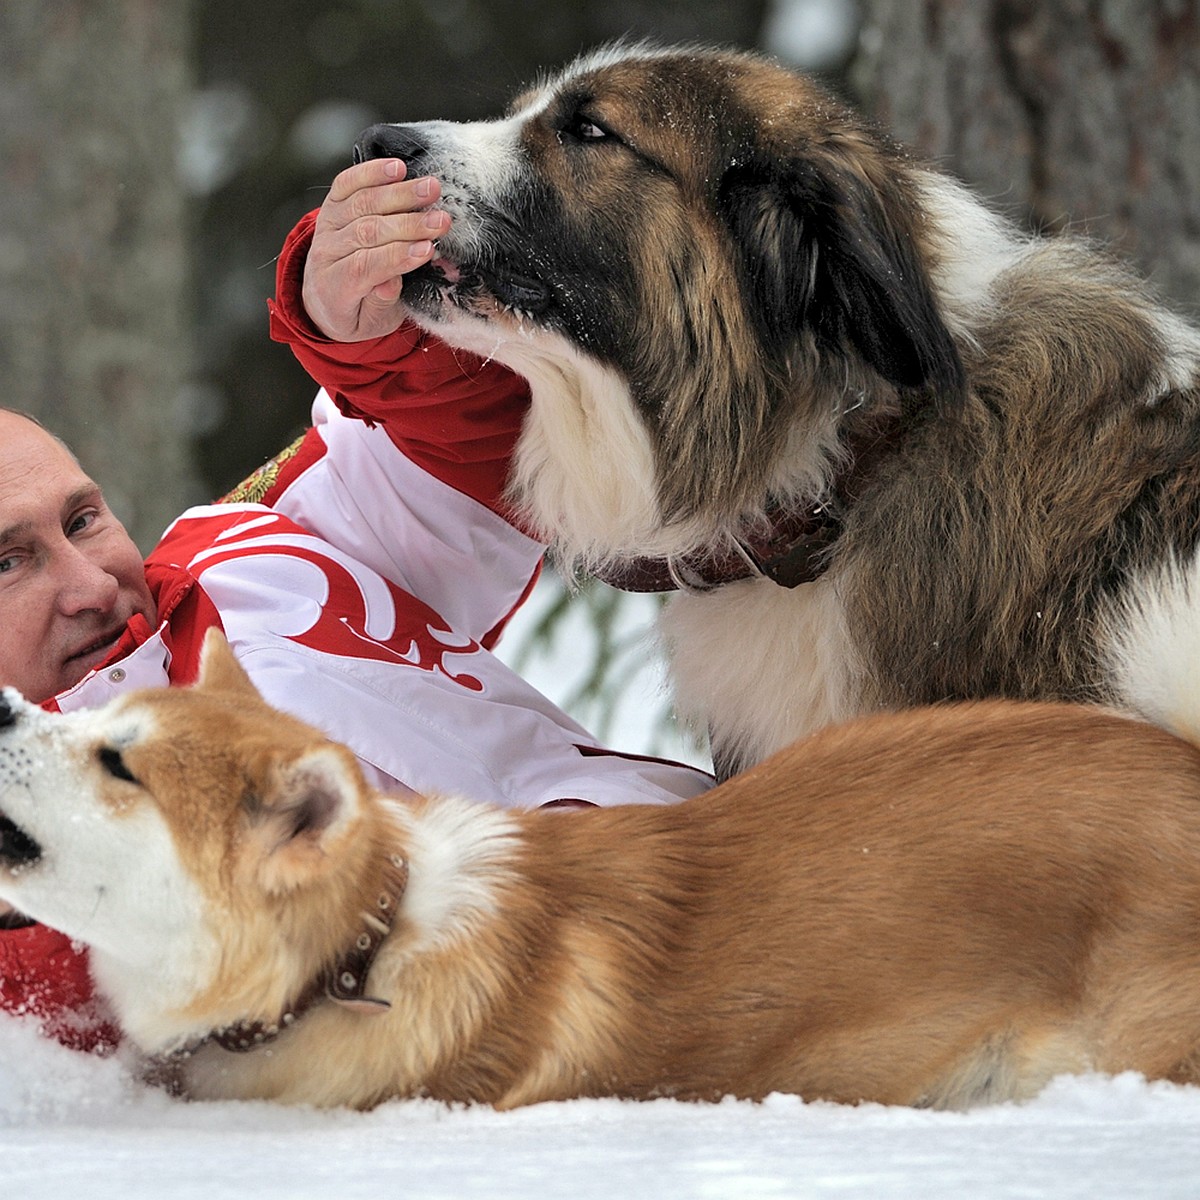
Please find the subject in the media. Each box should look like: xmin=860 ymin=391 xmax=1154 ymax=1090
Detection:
xmin=252 ymin=746 xmax=364 ymax=894
xmin=195 ymin=628 xmax=259 ymax=698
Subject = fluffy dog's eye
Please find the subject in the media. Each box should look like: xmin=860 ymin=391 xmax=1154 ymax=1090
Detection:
xmin=98 ymin=746 xmax=138 ymax=784
xmin=561 ymin=113 xmax=612 ymax=144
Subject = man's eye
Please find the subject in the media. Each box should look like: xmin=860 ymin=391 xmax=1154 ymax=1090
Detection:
xmin=67 ymin=510 xmax=97 ymax=536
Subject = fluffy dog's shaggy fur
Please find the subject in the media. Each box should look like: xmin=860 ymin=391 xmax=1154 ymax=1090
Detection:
xmin=4 ymin=631 xmax=1200 ymax=1109
xmin=354 ymin=43 xmax=1200 ymax=775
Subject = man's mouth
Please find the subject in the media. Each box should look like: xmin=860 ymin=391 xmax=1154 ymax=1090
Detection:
xmin=64 ymin=627 xmax=124 ymax=669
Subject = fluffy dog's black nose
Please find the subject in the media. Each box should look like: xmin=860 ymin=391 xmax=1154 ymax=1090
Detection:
xmin=0 ymin=693 xmax=14 ymax=730
xmin=353 ymin=123 xmax=429 ymax=166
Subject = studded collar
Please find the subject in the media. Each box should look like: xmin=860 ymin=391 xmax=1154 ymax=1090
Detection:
xmin=206 ymin=852 xmax=409 ymax=1054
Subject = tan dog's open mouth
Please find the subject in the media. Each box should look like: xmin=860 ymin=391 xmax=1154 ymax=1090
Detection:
xmin=0 ymin=810 xmax=41 ymax=870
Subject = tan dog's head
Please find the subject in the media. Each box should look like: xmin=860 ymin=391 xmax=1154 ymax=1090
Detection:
xmin=356 ymin=44 xmax=964 ymax=546
xmin=0 ymin=631 xmax=387 ymax=1052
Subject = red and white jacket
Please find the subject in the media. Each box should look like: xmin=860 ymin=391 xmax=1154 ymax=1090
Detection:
xmin=1 ymin=210 xmax=711 ymax=1048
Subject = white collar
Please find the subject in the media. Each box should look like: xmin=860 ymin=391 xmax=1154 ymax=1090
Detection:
xmin=53 ymin=622 xmax=173 ymax=713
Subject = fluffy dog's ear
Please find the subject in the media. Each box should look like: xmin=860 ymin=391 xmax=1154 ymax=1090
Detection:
xmin=250 ymin=747 xmax=363 ymax=893
xmin=720 ymin=157 xmax=965 ymax=401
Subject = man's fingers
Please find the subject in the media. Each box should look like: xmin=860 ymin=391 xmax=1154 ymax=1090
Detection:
xmin=325 ymin=157 xmax=406 ymax=204
xmin=321 ymin=168 xmax=443 ymax=232
xmin=302 ymin=235 xmax=438 ymax=336
xmin=301 ymin=163 xmax=448 ymax=341
xmin=346 ymin=239 xmax=438 ymax=290
xmin=304 ymin=210 xmax=450 ymax=294
xmin=343 ymin=207 xmax=450 ymax=252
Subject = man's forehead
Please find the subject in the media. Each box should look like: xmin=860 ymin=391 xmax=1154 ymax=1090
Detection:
xmin=0 ymin=412 xmax=96 ymax=528
xmin=0 ymin=409 xmax=77 ymax=453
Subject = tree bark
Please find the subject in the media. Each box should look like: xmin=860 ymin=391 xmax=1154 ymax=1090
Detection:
xmin=854 ymin=0 xmax=1200 ymax=315
xmin=0 ymin=0 xmax=202 ymax=550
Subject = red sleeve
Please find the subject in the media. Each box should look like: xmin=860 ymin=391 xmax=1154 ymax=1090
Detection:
xmin=0 ymin=924 xmax=118 ymax=1053
xmin=268 ymin=209 xmax=532 ymax=517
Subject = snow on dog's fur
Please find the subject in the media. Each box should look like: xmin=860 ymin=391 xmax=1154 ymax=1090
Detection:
xmin=354 ymin=43 xmax=1200 ymax=775
xmin=7 ymin=630 xmax=1200 ymax=1108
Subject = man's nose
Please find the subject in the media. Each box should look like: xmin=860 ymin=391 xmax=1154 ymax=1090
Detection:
xmin=54 ymin=543 xmax=120 ymax=615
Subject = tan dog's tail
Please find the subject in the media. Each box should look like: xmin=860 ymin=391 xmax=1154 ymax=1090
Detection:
xmin=1105 ymin=547 xmax=1200 ymax=746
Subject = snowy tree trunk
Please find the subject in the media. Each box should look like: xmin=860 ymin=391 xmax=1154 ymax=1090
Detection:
xmin=853 ymin=0 xmax=1200 ymax=315
xmin=0 ymin=0 xmax=201 ymax=549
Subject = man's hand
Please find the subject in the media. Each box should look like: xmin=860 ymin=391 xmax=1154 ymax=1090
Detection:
xmin=301 ymin=158 xmax=452 ymax=342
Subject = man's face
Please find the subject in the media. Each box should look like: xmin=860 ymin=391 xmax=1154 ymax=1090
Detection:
xmin=0 ymin=413 xmax=156 ymax=703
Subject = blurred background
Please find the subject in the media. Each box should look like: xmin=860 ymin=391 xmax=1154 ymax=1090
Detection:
xmin=2 ymin=0 xmax=1197 ymax=757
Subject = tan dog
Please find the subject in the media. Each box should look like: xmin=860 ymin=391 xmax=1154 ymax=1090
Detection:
xmin=4 ymin=629 xmax=1200 ymax=1109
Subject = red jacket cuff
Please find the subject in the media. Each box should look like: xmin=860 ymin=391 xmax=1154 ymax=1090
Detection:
xmin=0 ymin=923 xmax=119 ymax=1053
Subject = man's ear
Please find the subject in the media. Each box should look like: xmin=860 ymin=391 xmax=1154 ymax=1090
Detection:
xmin=249 ymin=747 xmax=364 ymax=894
xmin=195 ymin=628 xmax=258 ymax=698
xmin=719 ymin=155 xmax=966 ymax=401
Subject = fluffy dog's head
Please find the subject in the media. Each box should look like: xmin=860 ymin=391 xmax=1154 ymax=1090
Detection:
xmin=358 ymin=44 xmax=964 ymax=554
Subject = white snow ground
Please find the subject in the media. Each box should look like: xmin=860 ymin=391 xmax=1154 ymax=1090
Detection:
xmin=5 ymin=1013 xmax=1200 ymax=1200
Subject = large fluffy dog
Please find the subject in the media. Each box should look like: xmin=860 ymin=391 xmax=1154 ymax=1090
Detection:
xmin=3 ymin=629 xmax=1200 ymax=1109
xmin=354 ymin=44 xmax=1200 ymax=775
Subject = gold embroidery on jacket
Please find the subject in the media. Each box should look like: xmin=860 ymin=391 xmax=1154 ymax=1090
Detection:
xmin=219 ymin=435 xmax=305 ymax=505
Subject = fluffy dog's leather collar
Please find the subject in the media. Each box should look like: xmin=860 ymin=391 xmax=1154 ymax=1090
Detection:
xmin=596 ymin=414 xmax=908 ymax=593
